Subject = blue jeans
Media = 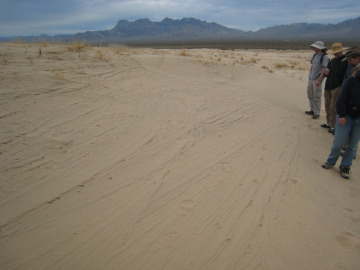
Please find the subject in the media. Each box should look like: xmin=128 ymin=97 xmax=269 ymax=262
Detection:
xmin=326 ymin=115 xmax=360 ymax=168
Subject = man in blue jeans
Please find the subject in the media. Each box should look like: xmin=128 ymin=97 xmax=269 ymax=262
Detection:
xmin=322 ymin=49 xmax=360 ymax=179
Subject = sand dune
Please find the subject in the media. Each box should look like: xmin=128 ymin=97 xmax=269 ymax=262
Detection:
xmin=0 ymin=43 xmax=359 ymax=270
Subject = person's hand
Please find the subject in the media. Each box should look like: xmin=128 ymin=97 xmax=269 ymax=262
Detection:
xmin=339 ymin=117 xmax=346 ymax=126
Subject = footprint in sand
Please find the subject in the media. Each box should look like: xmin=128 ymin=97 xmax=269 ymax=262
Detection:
xmin=148 ymin=231 xmax=181 ymax=252
xmin=219 ymin=161 xmax=232 ymax=173
xmin=350 ymin=188 xmax=360 ymax=198
xmin=311 ymin=158 xmax=322 ymax=165
xmin=335 ymin=231 xmax=360 ymax=252
xmin=177 ymin=200 xmax=195 ymax=216
xmin=344 ymin=207 xmax=360 ymax=223
xmin=344 ymin=207 xmax=354 ymax=213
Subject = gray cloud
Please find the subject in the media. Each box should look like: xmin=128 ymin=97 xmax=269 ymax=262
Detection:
xmin=1 ymin=0 xmax=359 ymax=36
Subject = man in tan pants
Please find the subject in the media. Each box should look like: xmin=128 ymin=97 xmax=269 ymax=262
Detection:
xmin=322 ymin=43 xmax=348 ymax=134
xmin=306 ymin=41 xmax=329 ymax=119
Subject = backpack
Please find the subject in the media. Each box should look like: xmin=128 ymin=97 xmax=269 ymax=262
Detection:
xmin=311 ymin=52 xmax=327 ymax=65
xmin=311 ymin=52 xmax=328 ymax=77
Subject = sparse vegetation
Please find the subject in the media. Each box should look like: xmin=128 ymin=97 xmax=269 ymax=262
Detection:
xmin=249 ymin=58 xmax=257 ymax=63
xmin=262 ymin=66 xmax=274 ymax=73
xmin=274 ymin=63 xmax=289 ymax=69
xmin=96 ymin=49 xmax=104 ymax=59
xmin=179 ymin=49 xmax=190 ymax=56
xmin=38 ymin=39 xmax=48 ymax=47
xmin=68 ymin=41 xmax=86 ymax=52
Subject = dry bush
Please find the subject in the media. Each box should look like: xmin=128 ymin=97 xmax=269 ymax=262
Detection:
xmin=262 ymin=65 xmax=274 ymax=73
xmin=289 ymin=60 xmax=298 ymax=66
xmin=38 ymin=39 xmax=48 ymax=47
xmin=274 ymin=63 xmax=289 ymax=69
xmin=68 ymin=41 xmax=86 ymax=52
xmin=241 ymin=57 xmax=257 ymax=65
xmin=249 ymin=58 xmax=257 ymax=63
xmin=113 ymin=45 xmax=129 ymax=55
xmin=96 ymin=49 xmax=104 ymax=59
xmin=194 ymin=53 xmax=203 ymax=59
xmin=179 ymin=49 xmax=190 ymax=56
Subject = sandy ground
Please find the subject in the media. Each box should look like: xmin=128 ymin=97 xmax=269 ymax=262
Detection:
xmin=0 ymin=43 xmax=359 ymax=270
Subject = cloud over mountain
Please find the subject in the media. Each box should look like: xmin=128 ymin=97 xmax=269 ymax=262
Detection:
xmin=2 ymin=17 xmax=359 ymax=43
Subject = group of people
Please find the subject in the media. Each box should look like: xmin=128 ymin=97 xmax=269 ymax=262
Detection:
xmin=306 ymin=41 xmax=360 ymax=180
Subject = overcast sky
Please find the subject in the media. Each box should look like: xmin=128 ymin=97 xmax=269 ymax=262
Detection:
xmin=1 ymin=0 xmax=359 ymax=37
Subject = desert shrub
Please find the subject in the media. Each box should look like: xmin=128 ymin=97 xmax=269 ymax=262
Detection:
xmin=262 ymin=66 xmax=274 ymax=73
xmin=68 ymin=41 xmax=86 ymax=52
xmin=241 ymin=58 xmax=257 ymax=65
xmin=179 ymin=49 xmax=189 ymax=56
xmin=274 ymin=63 xmax=289 ymax=69
xmin=38 ymin=39 xmax=48 ymax=47
xmin=96 ymin=49 xmax=104 ymax=59
xmin=249 ymin=58 xmax=257 ymax=63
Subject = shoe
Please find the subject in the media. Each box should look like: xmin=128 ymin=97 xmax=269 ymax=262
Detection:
xmin=321 ymin=123 xmax=330 ymax=128
xmin=340 ymin=166 xmax=351 ymax=179
xmin=312 ymin=115 xmax=319 ymax=119
xmin=305 ymin=110 xmax=314 ymax=115
xmin=328 ymin=128 xmax=335 ymax=134
xmin=322 ymin=163 xmax=334 ymax=169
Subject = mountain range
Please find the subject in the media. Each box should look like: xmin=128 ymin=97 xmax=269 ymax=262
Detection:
xmin=2 ymin=17 xmax=360 ymax=44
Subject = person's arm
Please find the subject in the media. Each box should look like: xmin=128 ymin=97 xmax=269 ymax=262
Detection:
xmin=336 ymin=78 xmax=352 ymax=126
xmin=316 ymin=67 xmax=327 ymax=86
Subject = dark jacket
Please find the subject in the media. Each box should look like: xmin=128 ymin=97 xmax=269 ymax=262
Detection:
xmin=336 ymin=70 xmax=360 ymax=118
xmin=325 ymin=55 xmax=348 ymax=90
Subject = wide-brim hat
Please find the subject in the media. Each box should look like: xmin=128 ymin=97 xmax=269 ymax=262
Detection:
xmin=310 ymin=41 xmax=326 ymax=50
xmin=344 ymin=46 xmax=360 ymax=58
xmin=327 ymin=42 xmax=348 ymax=54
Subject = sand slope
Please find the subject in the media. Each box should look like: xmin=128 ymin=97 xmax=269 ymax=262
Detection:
xmin=0 ymin=44 xmax=359 ymax=270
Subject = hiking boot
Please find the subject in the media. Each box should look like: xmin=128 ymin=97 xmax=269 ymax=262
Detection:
xmin=340 ymin=167 xmax=351 ymax=179
xmin=312 ymin=115 xmax=319 ymax=119
xmin=305 ymin=110 xmax=314 ymax=115
xmin=328 ymin=128 xmax=335 ymax=134
xmin=322 ymin=163 xmax=333 ymax=169
xmin=321 ymin=123 xmax=330 ymax=128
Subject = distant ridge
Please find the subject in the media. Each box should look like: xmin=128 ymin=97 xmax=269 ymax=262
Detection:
xmin=252 ymin=17 xmax=360 ymax=40
xmin=1 ymin=17 xmax=359 ymax=43
xmin=70 ymin=17 xmax=246 ymax=42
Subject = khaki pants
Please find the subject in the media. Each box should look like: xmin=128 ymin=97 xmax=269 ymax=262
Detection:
xmin=324 ymin=87 xmax=341 ymax=128
xmin=307 ymin=79 xmax=323 ymax=116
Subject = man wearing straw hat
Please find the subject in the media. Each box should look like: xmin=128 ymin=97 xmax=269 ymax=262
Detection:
xmin=321 ymin=42 xmax=348 ymax=134
xmin=306 ymin=41 xmax=329 ymax=119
